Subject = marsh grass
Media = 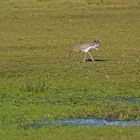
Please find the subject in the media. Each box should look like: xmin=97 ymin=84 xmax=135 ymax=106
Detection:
xmin=19 ymin=75 xmax=48 ymax=93
xmin=0 ymin=0 xmax=140 ymax=139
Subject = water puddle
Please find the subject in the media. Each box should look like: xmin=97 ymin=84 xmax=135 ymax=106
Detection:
xmin=107 ymin=97 xmax=140 ymax=103
xmin=90 ymin=97 xmax=140 ymax=103
xmin=22 ymin=118 xmax=140 ymax=129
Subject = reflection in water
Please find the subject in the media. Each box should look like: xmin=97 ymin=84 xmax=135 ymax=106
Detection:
xmin=22 ymin=118 xmax=140 ymax=129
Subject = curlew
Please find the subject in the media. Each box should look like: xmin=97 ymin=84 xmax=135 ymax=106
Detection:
xmin=69 ymin=39 xmax=102 ymax=62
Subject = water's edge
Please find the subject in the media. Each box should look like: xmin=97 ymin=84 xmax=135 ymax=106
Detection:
xmin=21 ymin=118 xmax=140 ymax=129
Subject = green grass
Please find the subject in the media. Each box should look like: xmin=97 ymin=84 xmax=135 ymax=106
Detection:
xmin=0 ymin=0 xmax=140 ymax=139
xmin=1 ymin=126 xmax=140 ymax=140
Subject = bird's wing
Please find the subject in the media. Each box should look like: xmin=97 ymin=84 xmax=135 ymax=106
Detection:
xmin=78 ymin=43 xmax=91 ymax=49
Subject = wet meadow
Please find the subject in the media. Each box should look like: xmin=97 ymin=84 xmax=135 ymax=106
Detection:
xmin=0 ymin=0 xmax=140 ymax=139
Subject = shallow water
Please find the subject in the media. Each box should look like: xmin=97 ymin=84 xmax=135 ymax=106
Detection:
xmin=107 ymin=97 xmax=140 ymax=103
xmin=23 ymin=118 xmax=140 ymax=129
xmin=90 ymin=97 xmax=140 ymax=103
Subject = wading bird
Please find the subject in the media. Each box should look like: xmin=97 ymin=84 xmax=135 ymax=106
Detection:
xmin=69 ymin=39 xmax=101 ymax=62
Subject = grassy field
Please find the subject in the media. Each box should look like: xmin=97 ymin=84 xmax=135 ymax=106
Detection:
xmin=0 ymin=0 xmax=140 ymax=139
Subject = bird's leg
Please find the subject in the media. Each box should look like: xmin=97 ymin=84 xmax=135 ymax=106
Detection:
xmin=83 ymin=53 xmax=87 ymax=62
xmin=88 ymin=52 xmax=94 ymax=61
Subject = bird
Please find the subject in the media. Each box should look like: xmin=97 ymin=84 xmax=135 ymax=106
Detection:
xmin=69 ymin=39 xmax=101 ymax=62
